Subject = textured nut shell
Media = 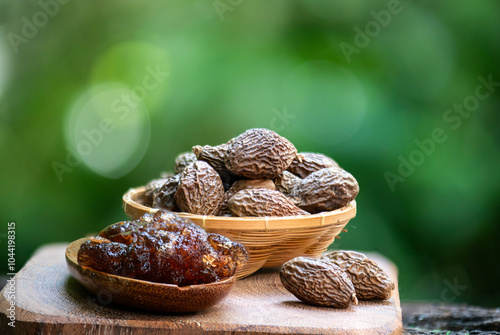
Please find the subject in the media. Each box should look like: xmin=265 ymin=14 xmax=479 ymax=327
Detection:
xmin=152 ymin=174 xmax=180 ymax=211
xmin=322 ymin=251 xmax=395 ymax=300
xmin=228 ymin=189 xmax=308 ymax=217
xmin=216 ymin=169 xmax=243 ymax=192
xmin=219 ymin=179 xmax=276 ymax=215
xmin=288 ymin=152 xmax=339 ymax=178
xmin=174 ymin=161 xmax=225 ymax=215
xmin=192 ymin=144 xmax=228 ymax=171
xmin=225 ymin=128 xmax=298 ymax=179
xmin=297 ymin=167 xmax=359 ymax=213
xmin=144 ymin=177 xmax=170 ymax=205
xmin=174 ymin=152 xmax=197 ymax=174
xmin=274 ymin=171 xmax=301 ymax=197
xmin=280 ymin=257 xmax=358 ymax=308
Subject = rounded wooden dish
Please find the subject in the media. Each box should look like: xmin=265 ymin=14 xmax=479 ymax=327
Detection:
xmin=123 ymin=186 xmax=357 ymax=279
xmin=65 ymin=238 xmax=235 ymax=313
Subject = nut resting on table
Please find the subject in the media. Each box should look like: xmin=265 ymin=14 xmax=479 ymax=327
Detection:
xmin=78 ymin=210 xmax=248 ymax=286
xmin=144 ymin=128 xmax=359 ymax=217
xmin=280 ymin=251 xmax=394 ymax=308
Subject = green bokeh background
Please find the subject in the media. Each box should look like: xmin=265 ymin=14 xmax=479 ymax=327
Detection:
xmin=1 ymin=0 xmax=499 ymax=306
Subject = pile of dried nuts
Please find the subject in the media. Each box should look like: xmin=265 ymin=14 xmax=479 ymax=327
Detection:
xmin=280 ymin=251 xmax=395 ymax=308
xmin=144 ymin=128 xmax=359 ymax=217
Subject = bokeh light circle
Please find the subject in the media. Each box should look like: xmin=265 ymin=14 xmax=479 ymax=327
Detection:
xmin=0 ymin=29 xmax=11 ymax=100
xmin=91 ymin=41 xmax=170 ymax=113
xmin=64 ymin=83 xmax=150 ymax=178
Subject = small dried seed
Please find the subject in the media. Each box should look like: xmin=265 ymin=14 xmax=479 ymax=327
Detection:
xmin=322 ymin=250 xmax=395 ymax=300
xmin=216 ymin=169 xmax=243 ymax=192
xmin=152 ymin=174 xmax=181 ymax=211
xmin=274 ymin=171 xmax=301 ymax=198
xmin=225 ymin=128 xmax=298 ymax=179
xmin=174 ymin=161 xmax=225 ymax=215
xmin=296 ymin=167 xmax=359 ymax=213
xmin=192 ymin=144 xmax=228 ymax=171
xmin=228 ymin=188 xmax=309 ymax=217
xmin=280 ymin=257 xmax=358 ymax=308
xmin=219 ymin=179 xmax=276 ymax=215
xmin=174 ymin=152 xmax=197 ymax=174
xmin=144 ymin=177 xmax=170 ymax=206
xmin=288 ymin=152 xmax=339 ymax=178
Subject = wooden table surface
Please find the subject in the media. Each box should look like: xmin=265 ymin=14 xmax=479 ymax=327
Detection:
xmin=0 ymin=243 xmax=403 ymax=334
xmin=3 ymin=243 xmax=497 ymax=334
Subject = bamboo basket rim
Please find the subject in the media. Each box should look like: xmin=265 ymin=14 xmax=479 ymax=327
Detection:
xmin=123 ymin=186 xmax=357 ymax=232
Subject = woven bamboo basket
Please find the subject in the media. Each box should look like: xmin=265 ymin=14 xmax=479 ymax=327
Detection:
xmin=122 ymin=186 xmax=356 ymax=279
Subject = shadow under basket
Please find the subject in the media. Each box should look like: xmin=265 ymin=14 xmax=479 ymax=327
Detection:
xmin=123 ymin=187 xmax=356 ymax=279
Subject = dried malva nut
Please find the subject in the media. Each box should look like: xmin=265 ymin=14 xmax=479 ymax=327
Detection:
xmin=192 ymin=144 xmax=228 ymax=171
xmin=219 ymin=179 xmax=276 ymax=215
xmin=174 ymin=152 xmax=197 ymax=174
xmin=144 ymin=177 xmax=170 ymax=206
xmin=288 ymin=152 xmax=339 ymax=178
xmin=280 ymin=257 xmax=358 ymax=308
xmin=216 ymin=169 xmax=242 ymax=192
xmin=225 ymin=128 xmax=298 ymax=179
xmin=152 ymin=174 xmax=181 ymax=211
xmin=296 ymin=167 xmax=359 ymax=213
xmin=322 ymin=250 xmax=395 ymax=300
xmin=228 ymin=189 xmax=308 ymax=217
xmin=174 ymin=161 xmax=224 ymax=215
xmin=274 ymin=171 xmax=301 ymax=197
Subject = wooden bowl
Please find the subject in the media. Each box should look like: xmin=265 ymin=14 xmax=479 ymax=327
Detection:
xmin=123 ymin=186 xmax=357 ymax=279
xmin=65 ymin=238 xmax=236 ymax=313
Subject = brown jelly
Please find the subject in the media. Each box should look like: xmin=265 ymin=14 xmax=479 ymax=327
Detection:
xmin=78 ymin=210 xmax=247 ymax=286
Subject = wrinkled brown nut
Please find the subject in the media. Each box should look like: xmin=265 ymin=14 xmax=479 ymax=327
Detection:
xmin=296 ymin=167 xmax=359 ymax=213
xmin=228 ymin=189 xmax=309 ymax=217
xmin=219 ymin=179 xmax=276 ymax=215
xmin=322 ymin=251 xmax=395 ymax=300
xmin=225 ymin=128 xmax=298 ymax=179
xmin=216 ymin=169 xmax=243 ymax=192
xmin=174 ymin=152 xmax=197 ymax=174
xmin=280 ymin=257 xmax=358 ymax=308
xmin=152 ymin=174 xmax=181 ymax=211
xmin=274 ymin=171 xmax=301 ymax=198
xmin=192 ymin=144 xmax=228 ymax=171
xmin=144 ymin=177 xmax=170 ymax=206
xmin=288 ymin=152 xmax=339 ymax=178
xmin=174 ymin=161 xmax=224 ymax=215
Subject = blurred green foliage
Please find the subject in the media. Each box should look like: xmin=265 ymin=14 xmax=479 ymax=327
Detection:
xmin=0 ymin=0 xmax=499 ymax=306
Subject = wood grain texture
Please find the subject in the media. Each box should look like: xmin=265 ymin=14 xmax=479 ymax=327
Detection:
xmin=0 ymin=243 xmax=402 ymax=334
xmin=402 ymin=303 xmax=500 ymax=334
